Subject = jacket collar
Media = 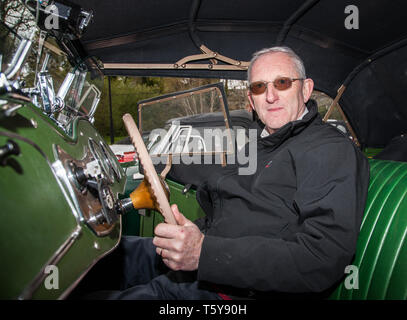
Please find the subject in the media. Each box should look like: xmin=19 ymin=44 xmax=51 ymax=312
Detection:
xmin=254 ymin=99 xmax=320 ymax=148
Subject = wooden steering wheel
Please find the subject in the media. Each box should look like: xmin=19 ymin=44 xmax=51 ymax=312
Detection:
xmin=123 ymin=114 xmax=176 ymax=224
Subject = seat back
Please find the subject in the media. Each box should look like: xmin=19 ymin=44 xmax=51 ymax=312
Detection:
xmin=330 ymin=159 xmax=407 ymax=299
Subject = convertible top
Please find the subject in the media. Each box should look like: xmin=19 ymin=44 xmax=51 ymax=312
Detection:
xmin=71 ymin=0 xmax=407 ymax=148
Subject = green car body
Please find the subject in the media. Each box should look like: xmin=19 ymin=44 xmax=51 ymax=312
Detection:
xmin=0 ymin=96 xmax=125 ymax=299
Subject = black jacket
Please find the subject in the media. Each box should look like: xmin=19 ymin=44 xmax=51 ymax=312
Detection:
xmin=195 ymin=100 xmax=370 ymax=295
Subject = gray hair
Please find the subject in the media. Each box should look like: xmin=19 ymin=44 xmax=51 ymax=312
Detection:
xmin=247 ymin=46 xmax=306 ymax=82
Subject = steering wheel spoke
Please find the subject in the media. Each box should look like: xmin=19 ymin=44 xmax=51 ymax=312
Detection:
xmin=123 ymin=113 xmax=176 ymax=225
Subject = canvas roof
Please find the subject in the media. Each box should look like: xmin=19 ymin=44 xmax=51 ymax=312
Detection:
xmin=71 ymin=0 xmax=407 ymax=148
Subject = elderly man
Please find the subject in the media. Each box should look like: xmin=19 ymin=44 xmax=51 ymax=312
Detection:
xmin=73 ymin=47 xmax=369 ymax=300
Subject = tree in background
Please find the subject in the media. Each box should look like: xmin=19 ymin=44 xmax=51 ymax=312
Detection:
xmin=94 ymin=77 xmax=222 ymax=141
xmin=1 ymin=0 xmax=35 ymax=74
xmin=94 ymin=76 xmax=162 ymax=140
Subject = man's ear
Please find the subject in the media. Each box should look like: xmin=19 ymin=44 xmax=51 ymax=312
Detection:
xmin=247 ymin=90 xmax=256 ymax=111
xmin=302 ymin=78 xmax=314 ymax=103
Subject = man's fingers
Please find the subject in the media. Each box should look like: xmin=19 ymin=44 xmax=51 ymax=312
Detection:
xmin=153 ymin=236 xmax=174 ymax=251
xmin=155 ymin=246 xmax=162 ymax=256
xmin=154 ymin=222 xmax=179 ymax=238
xmin=171 ymin=204 xmax=188 ymax=226
xmin=153 ymin=204 xmax=202 ymax=272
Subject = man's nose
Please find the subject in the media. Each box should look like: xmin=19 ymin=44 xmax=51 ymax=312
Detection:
xmin=266 ymin=82 xmax=279 ymax=103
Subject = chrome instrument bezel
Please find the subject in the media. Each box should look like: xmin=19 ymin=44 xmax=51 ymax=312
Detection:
xmin=88 ymin=138 xmax=115 ymax=185
xmin=99 ymin=140 xmax=123 ymax=182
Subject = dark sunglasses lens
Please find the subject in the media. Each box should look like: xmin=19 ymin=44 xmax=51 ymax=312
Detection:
xmin=250 ymin=82 xmax=267 ymax=95
xmin=274 ymin=77 xmax=292 ymax=90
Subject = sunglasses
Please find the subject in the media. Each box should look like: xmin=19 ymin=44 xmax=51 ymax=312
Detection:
xmin=249 ymin=77 xmax=304 ymax=95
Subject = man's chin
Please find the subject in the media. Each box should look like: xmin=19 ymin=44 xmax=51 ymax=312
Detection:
xmin=265 ymin=121 xmax=286 ymax=133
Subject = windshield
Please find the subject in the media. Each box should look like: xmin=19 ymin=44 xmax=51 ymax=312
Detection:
xmin=139 ymin=86 xmax=226 ymax=133
xmin=138 ymin=84 xmax=235 ymax=157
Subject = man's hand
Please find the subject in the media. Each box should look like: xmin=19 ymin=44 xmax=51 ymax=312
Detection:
xmin=153 ymin=204 xmax=204 ymax=271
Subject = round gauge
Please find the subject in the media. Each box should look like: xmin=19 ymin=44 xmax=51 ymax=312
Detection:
xmin=88 ymin=138 xmax=115 ymax=184
xmin=99 ymin=140 xmax=123 ymax=182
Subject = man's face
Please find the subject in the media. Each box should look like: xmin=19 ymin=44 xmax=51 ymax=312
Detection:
xmin=247 ymin=52 xmax=314 ymax=134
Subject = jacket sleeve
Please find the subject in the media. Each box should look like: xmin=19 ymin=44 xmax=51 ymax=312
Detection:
xmin=197 ymin=141 xmax=369 ymax=293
